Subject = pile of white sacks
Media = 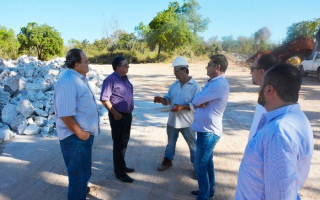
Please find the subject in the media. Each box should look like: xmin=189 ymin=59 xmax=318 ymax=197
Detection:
xmin=0 ymin=55 xmax=107 ymax=144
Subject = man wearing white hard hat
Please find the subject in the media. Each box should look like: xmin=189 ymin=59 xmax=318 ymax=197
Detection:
xmin=154 ymin=56 xmax=201 ymax=172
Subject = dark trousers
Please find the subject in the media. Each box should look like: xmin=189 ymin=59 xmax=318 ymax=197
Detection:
xmin=60 ymin=134 xmax=94 ymax=200
xmin=108 ymin=112 xmax=132 ymax=175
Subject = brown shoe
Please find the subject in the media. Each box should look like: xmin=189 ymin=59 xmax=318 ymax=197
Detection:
xmin=87 ymin=186 xmax=97 ymax=194
xmin=157 ymin=157 xmax=172 ymax=171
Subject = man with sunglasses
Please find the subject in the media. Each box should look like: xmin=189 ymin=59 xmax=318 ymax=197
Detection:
xmin=100 ymin=56 xmax=135 ymax=183
xmin=154 ymin=56 xmax=201 ymax=172
xmin=248 ymin=54 xmax=277 ymax=140
xmin=236 ymin=64 xmax=313 ymax=199
xmin=190 ymin=54 xmax=229 ymax=199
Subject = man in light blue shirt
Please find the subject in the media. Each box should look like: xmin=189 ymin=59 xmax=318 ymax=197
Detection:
xmin=154 ymin=56 xmax=201 ymax=171
xmin=54 ymin=49 xmax=99 ymax=200
xmin=235 ymin=63 xmax=314 ymax=200
xmin=190 ymin=54 xmax=229 ymax=200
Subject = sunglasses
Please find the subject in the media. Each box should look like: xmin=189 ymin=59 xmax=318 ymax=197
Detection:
xmin=250 ymin=66 xmax=260 ymax=72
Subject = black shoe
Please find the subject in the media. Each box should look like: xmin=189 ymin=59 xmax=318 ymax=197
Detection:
xmin=125 ymin=167 xmax=135 ymax=173
xmin=116 ymin=173 xmax=134 ymax=183
xmin=190 ymin=190 xmax=214 ymax=198
xmin=157 ymin=157 xmax=172 ymax=171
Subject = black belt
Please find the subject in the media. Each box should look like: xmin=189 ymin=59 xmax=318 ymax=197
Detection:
xmin=119 ymin=112 xmax=131 ymax=115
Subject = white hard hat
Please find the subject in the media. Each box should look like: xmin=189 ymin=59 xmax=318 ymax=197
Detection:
xmin=172 ymin=56 xmax=189 ymax=67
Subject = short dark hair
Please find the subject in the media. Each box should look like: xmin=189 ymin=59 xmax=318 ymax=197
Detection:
xmin=210 ymin=54 xmax=228 ymax=72
xmin=263 ymin=63 xmax=302 ymax=103
xmin=257 ymin=54 xmax=278 ymax=71
xmin=65 ymin=48 xmax=83 ymax=69
xmin=180 ymin=67 xmax=189 ymax=74
xmin=112 ymin=56 xmax=126 ymax=71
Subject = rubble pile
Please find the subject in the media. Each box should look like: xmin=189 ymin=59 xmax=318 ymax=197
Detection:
xmin=0 ymin=55 xmax=107 ymax=144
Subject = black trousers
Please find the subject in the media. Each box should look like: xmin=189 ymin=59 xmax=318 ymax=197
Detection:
xmin=108 ymin=112 xmax=132 ymax=175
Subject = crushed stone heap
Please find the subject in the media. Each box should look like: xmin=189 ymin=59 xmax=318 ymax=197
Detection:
xmin=0 ymin=55 xmax=107 ymax=144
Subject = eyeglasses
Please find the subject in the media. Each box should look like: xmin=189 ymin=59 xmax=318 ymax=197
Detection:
xmin=174 ymin=68 xmax=181 ymax=73
xmin=120 ymin=64 xmax=129 ymax=68
xmin=207 ymin=63 xmax=218 ymax=68
xmin=250 ymin=66 xmax=259 ymax=72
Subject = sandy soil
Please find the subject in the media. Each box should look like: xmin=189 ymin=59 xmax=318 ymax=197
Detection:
xmin=0 ymin=60 xmax=319 ymax=200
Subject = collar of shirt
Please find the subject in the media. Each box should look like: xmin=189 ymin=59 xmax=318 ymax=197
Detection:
xmin=187 ymin=77 xmax=196 ymax=84
xmin=68 ymin=68 xmax=86 ymax=79
xmin=208 ymin=74 xmax=225 ymax=82
xmin=180 ymin=77 xmax=196 ymax=86
xmin=114 ymin=71 xmax=128 ymax=80
xmin=263 ymin=103 xmax=300 ymax=125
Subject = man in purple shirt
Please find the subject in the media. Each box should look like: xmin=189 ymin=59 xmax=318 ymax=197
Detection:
xmin=100 ymin=56 xmax=135 ymax=183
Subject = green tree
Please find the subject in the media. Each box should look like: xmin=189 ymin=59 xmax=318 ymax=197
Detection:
xmin=254 ymin=27 xmax=271 ymax=51
xmin=118 ymin=32 xmax=137 ymax=50
xmin=176 ymin=0 xmax=210 ymax=34
xmin=285 ymin=18 xmax=320 ymax=42
xmin=17 ymin=22 xmax=63 ymax=60
xmin=140 ymin=3 xmax=194 ymax=57
xmin=136 ymin=0 xmax=208 ymax=58
xmin=0 ymin=26 xmax=19 ymax=59
xmin=237 ymin=36 xmax=255 ymax=54
xmin=221 ymin=35 xmax=238 ymax=52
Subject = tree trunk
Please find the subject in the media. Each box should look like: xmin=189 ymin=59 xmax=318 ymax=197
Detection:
xmin=157 ymin=44 xmax=162 ymax=61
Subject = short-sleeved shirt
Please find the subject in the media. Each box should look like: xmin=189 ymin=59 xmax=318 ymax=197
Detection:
xmin=54 ymin=69 xmax=100 ymax=140
xmin=164 ymin=77 xmax=201 ymax=128
xmin=100 ymin=72 xmax=134 ymax=113
xmin=192 ymin=75 xmax=229 ymax=136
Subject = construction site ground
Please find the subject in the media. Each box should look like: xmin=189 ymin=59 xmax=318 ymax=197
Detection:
xmin=0 ymin=57 xmax=319 ymax=200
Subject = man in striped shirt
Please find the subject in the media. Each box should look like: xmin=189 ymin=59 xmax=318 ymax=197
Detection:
xmin=235 ymin=64 xmax=314 ymax=199
xmin=54 ymin=49 xmax=99 ymax=200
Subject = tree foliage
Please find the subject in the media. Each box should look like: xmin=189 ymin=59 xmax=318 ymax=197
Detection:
xmin=176 ymin=0 xmax=210 ymax=34
xmin=17 ymin=22 xmax=63 ymax=60
xmin=254 ymin=27 xmax=271 ymax=50
xmin=136 ymin=0 xmax=208 ymax=58
xmin=285 ymin=18 xmax=320 ymax=42
xmin=0 ymin=26 xmax=19 ymax=59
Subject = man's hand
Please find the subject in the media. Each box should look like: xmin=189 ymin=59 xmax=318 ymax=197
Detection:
xmin=171 ymin=104 xmax=184 ymax=112
xmin=154 ymin=96 xmax=162 ymax=103
xmin=101 ymin=100 xmax=123 ymax=120
xmin=195 ymin=102 xmax=208 ymax=109
xmin=77 ymin=130 xmax=91 ymax=140
xmin=113 ymin=112 xmax=123 ymax=120
xmin=154 ymin=96 xmax=167 ymax=105
xmin=61 ymin=116 xmax=91 ymax=140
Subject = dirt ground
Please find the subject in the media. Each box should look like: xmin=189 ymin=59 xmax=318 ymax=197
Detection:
xmin=0 ymin=60 xmax=319 ymax=200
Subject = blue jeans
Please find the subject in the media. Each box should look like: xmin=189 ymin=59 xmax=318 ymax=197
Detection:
xmin=165 ymin=125 xmax=196 ymax=163
xmin=194 ymin=132 xmax=220 ymax=200
xmin=60 ymin=134 xmax=94 ymax=200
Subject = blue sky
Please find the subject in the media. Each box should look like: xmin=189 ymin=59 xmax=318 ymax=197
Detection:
xmin=1 ymin=0 xmax=319 ymax=44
